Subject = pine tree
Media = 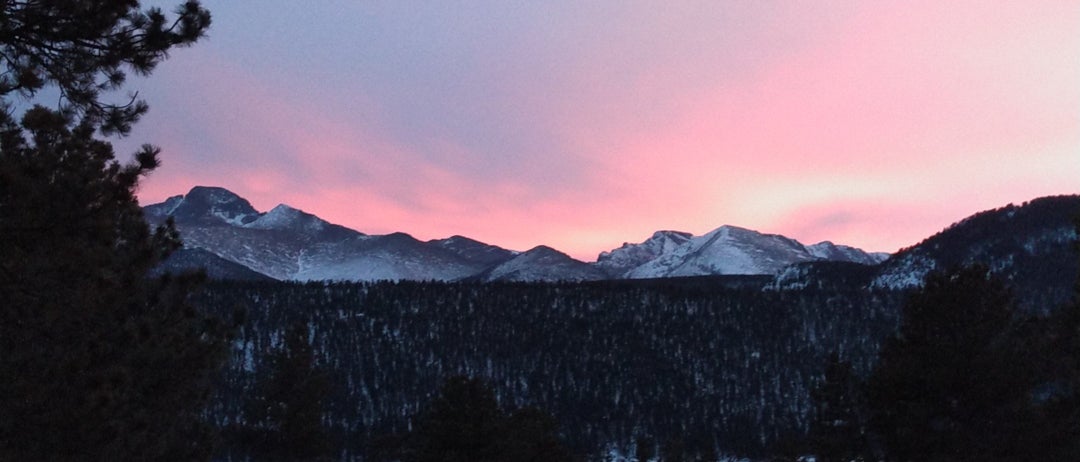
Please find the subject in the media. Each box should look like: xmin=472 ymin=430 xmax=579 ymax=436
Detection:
xmin=500 ymin=407 xmax=574 ymax=462
xmin=404 ymin=376 xmax=506 ymax=462
xmin=245 ymin=322 xmax=331 ymax=461
xmin=0 ymin=107 xmax=228 ymax=460
xmin=660 ymin=436 xmax=685 ymax=462
xmin=807 ymin=352 xmax=866 ymax=461
xmin=635 ymin=435 xmax=656 ymax=462
xmin=399 ymin=376 xmax=572 ymax=462
xmin=866 ymin=265 xmax=1038 ymax=461
xmin=0 ymin=2 xmax=223 ymax=460
xmin=0 ymin=0 xmax=211 ymax=135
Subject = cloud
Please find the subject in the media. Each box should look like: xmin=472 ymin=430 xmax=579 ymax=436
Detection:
xmin=127 ymin=1 xmax=1079 ymax=260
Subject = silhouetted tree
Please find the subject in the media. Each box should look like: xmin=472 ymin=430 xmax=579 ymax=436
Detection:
xmin=400 ymin=376 xmax=572 ymax=462
xmin=866 ymin=266 xmax=1038 ymax=461
xmin=635 ymin=435 xmax=656 ymax=462
xmin=696 ymin=442 xmax=719 ymax=462
xmin=0 ymin=2 xmax=222 ymax=461
xmin=1 ymin=0 xmax=211 ymax=135
xmin=807 ymin=352 xmax=867 ymax=461
xmin=404 ymin=376 xmax=506 ymax=462
xmin=660 ymin=436 xmax=685 ymax=462
xmin=500 ymin=407 xmax=574 ymax=462
xmin=0 ymin=108 xmax=228 ymax=459
xmin=246 ymin=322 xmax=331 ymax=461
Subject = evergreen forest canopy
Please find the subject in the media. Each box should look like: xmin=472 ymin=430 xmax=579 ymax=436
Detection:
xmin=202 ymin=279 xmax=905 ymax=459
xmin=200 ymin=266 xmax=1079 ymax=461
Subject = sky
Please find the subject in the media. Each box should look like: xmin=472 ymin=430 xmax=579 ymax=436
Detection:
xmin=113 ymin=1 xmax=1079 ymax=261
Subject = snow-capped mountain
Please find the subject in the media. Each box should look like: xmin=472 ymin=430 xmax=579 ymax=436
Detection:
xmin=146 ymin=186 xmax=515 ymax=281
xmin=807 ymin=241 xmax=889 ymax=265
xmin=476 ymin=246 xmax=607 ymax=282
xmin=595 ymin=230 xmax=693 ymax=278
xmin=147 ymin=186 xmax=891 ymax=282
xmin=597 ymin=225 xmax=886 ymax=279
xmin=144 ymin=186 xmax=261 ymax=226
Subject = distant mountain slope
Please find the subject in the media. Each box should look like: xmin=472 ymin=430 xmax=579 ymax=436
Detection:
xmin=767 ymin=195 xmax=1079 ymax=312
xmin=145 ymin=185 xmax=894 ymax=282
xmin=595 ymin=231 xmax=693 ymax=278
xmin=872 ymin=195 xmax=1080 ymax=295
xmin=600 ymin=225 xmax=886 ymax=279
xmin=807 ymin=241 xmax=889 ymax=265
xmin=144 ymin=186 xmax=515 ymax=281
xmin=427 ymin=235 xmax=518 ymax=267
xmin=154 ymin=248 xmax=276 ymax=281
xmin=476 ymin=246 xmax=607 ymax=282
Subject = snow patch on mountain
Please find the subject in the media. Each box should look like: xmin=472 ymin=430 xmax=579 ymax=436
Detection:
xmin=598 ymin=226 xmax=886 ymax=279
xmin=294 ymin=252 xmax=475 ymax=281
xmin=769 ymin=265 xmax=812 ymax=291
xmin=625 ymin=226 xmax=815 ymax=278
xmin=244 ymin=203 xmax=336 ymax=235
xmin=595 ymin=230 xmax=693 ymax=278
xmin=871 ymin=253 xmax=936 ymax=289
xmin=807 ymin=241 xmax=889 ymax=265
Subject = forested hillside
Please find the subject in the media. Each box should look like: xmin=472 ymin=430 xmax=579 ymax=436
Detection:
xmin=200 ymin=280 xmax=910 ymax=459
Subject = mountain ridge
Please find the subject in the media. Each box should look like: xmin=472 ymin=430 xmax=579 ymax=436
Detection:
xmin=767 ymin=195 xmax=1080 ymax=312
xmin=143 ymin=185 xmax=987 ymax=282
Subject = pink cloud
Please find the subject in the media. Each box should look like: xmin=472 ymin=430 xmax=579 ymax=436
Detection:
xmin=129 ymin=2 xmax=1078 ymax=261
xmin=547 ymin=1 xmax=1080 ymax=256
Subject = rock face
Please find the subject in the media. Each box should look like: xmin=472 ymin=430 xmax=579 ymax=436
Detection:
xmin=595 ymin=231 xmax=693 ymax=278
xmin=146 ymin=186 xmax=892 ymax=282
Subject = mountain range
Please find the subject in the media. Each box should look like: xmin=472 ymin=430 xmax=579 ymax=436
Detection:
xmin=144 ymin=186 xmax=890 ymax=282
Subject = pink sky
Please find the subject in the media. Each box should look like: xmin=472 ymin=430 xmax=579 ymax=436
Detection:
xmin=122 ymin=1 xmax=1079 ymax=261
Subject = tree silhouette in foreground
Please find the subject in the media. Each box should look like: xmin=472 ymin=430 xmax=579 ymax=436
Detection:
xmin=397 ymin=376 xmax=573 ymax=462
xmin=866 ymin=266 xmax=1039 ymax=461
xmin=245 ymin=322 xmax=331 ymax=461
xmin=0 ymin=0 xmax=211 ymax=135
xmin=0 ymin=2 xmax=224 ymax=460
xmin=806 ymin=352 xmax=867 ymax=461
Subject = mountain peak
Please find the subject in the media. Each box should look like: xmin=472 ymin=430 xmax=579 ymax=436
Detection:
xmin=428 ymin=235 xmax=516 ymax=267
xmin=245 ymin=203 xmax=309 ymax=230
xmin=596 ymin=229 xmax=695 ymax=277
xmin=148 ymin=185 xmax=894 ymax=283
xmin=164 ymin=186 xmax=259 ymax=226
xmin=807 ymin=241 xmax=888 ymax=265
xmin=480 ymin=245 xmax=605 ymax=282
xmin=524 ymin=245 xmax=561 ymax=255
xmin=186 ymin=185 xmax=245 ymax=201
xmin=269 ymin=203 xmax=299 ymax=213
xmin=651 ymin=230 xmax=693 ymax=240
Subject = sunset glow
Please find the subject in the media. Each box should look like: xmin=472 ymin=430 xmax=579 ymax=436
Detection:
xmin=124 ymin=1 xmax=1079 ymax=260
